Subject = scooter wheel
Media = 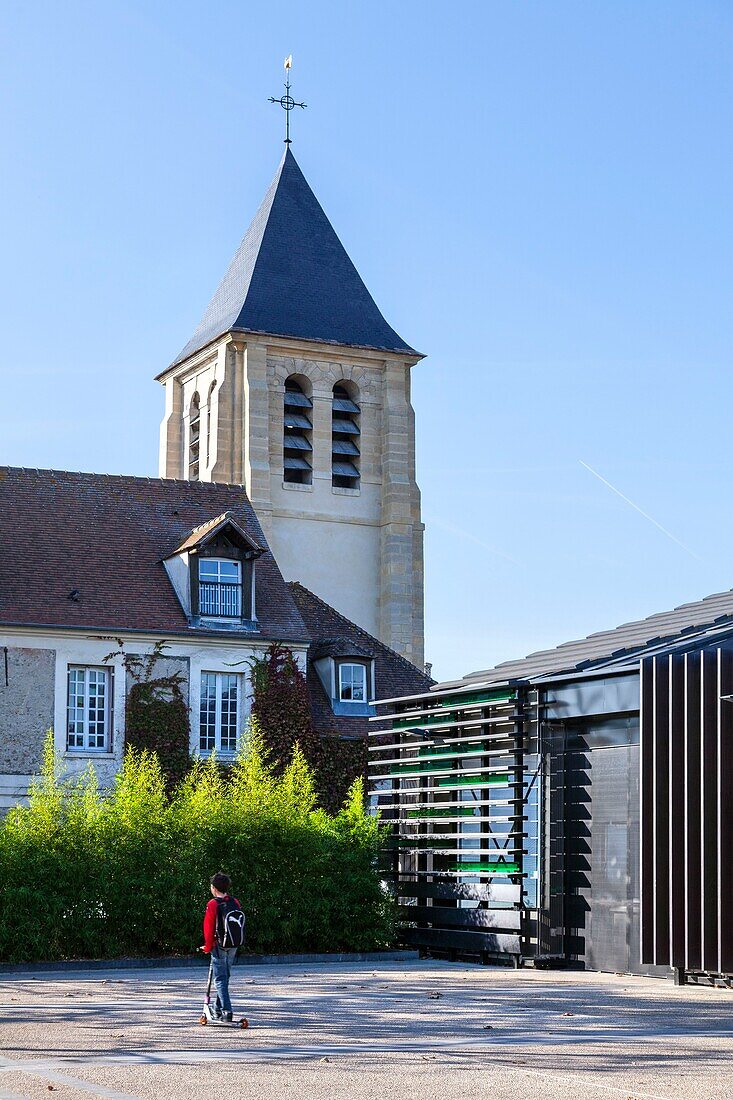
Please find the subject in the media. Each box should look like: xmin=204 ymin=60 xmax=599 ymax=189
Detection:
xmin=199 ymin=1015 xmax=208 ymax=1026
xmin=239 ymin=1018 xmax=249 ymax=1029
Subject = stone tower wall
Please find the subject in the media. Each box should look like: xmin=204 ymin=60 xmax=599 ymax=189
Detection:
xmin=159 ymin=335 xmax=424 ymax=667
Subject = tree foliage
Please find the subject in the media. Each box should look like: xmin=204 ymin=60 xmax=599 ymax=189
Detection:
xmin=250 ymin=643 xmax=368 ymax=813
xmin=249 ymin=644 xmax=316 ymax=773
xmin=105 ymin=641 xmax=191 ymax=789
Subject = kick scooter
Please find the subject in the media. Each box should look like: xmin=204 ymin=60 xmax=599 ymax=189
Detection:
xmin=199 ymin=957 xmax=249 ymax=1028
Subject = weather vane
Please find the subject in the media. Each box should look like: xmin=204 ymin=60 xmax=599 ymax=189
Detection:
xmin=268 ymin=56 xmax=307 ymax=145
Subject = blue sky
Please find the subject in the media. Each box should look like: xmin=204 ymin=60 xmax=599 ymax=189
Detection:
xmin=2 ymin=2 xmax=732 ymax=681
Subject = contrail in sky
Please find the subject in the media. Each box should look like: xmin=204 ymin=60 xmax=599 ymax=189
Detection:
xmin=427 ymin=516 xmax=522 ymax=566
xmin=579 ymin=460 xmax=702 ymax=561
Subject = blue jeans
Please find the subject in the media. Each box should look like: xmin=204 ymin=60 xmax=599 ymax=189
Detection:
xmin=211 ymin=946 xmax=238 ymax=1015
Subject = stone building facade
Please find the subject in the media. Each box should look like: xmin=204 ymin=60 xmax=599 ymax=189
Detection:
xmin=157 ymin=148 xmax=425 ymax=667
xmin=0 ymin=468 xmax=431 ymax=811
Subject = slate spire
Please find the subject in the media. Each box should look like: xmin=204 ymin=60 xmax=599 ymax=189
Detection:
xmin=173 ymin=148 xmax=417 ymax=365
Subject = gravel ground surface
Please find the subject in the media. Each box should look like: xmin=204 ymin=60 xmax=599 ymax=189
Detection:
xmin=1 ymin=959 xmax=732 ymax=1100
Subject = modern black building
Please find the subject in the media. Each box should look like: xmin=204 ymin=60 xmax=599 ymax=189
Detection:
xmin=368 ymin=588 xmax=733 ymax=984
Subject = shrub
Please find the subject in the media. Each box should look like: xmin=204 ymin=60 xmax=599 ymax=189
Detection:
xmin=0 ymin=731 xmax=394 ymax=964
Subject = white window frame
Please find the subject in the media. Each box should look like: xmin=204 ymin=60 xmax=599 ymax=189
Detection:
xmin=198 ymin=557 xmax=242 ymax=618
xmin=199 ymin=671 xmax=241 ymax=755
xmin=66 ymin=666 xmax=112 ymax=753
xmin=338 ymin=663 xmax=368 ymax=703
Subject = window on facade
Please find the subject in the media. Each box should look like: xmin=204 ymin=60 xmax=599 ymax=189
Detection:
xmin=332 ymin=383 xmax=360 ymax=488
xmin=339 ymin=663 xmax=367 ymax=702
xmin=188 ymin=394 xmax=201 ymax=480
xmin=199 ymin=672 xmax=240 ymax=754
xmin=283 ymin=378 xmax=313 ymax=485
xmin=198 ymin=558 xmax=242 ymax=617
xmin=67 ymin=666 xmax=111 ymax=752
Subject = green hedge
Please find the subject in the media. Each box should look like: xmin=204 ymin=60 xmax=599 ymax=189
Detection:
xmin=0 ymin=729 xmax=394 ymax=964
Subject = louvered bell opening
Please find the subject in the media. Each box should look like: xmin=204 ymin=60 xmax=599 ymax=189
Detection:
xmin=284 ymin=382 xmax=313 ymax=484
xmin=332 ymin=395 xmax=361 ymax=415
xmin=332 ymin=417 xmax=360 ymax=435
xmin=331 ymin=438 xmax=360 ymax=456
xmin=284 ymin=434 xmax=312 ymax=452
xmin=284 ymin=432 xmax=312 ymax=482
xmin=332 ymin=460 xmax=359 ymax=478
xmin=284 ymin=389 xmax=313 ymax=409
xmin=284 ymin=411 xmax=312 ymax=430
xmin=283 ymin=454 xmax=313 ymax=471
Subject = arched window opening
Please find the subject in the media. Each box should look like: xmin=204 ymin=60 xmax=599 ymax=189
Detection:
xmin=332 ymin=383 xmax=360 ymax=489
xmin=283 ymin=378 xmax=313 ymax=485
xmin=188 ymin=394 xmax=201 ymax=480
xmin=204 ymin=381 xmax=216 ymax=469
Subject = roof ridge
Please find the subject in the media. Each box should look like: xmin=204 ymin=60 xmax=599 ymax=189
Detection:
xmin=187 ymin=509 xmax=233 ymax=535
xmin=0 ymin=467 xmax=255 ymax=492
xmin=288 ymin=581 xmax=431 ymax=681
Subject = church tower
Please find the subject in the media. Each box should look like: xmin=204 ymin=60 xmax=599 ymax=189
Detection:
xmin=157 ymin=148 xmax=424 ymax=667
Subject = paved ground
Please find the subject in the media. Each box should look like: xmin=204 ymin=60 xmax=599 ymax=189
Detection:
xmin=1 ymin=960 xmax=732 ymax=1100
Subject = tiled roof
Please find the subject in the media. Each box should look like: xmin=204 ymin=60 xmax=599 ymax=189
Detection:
xmin=311 ymin=638 xmax=374 ymax=660
xmin=170 ymin=148 xmax=418 ymax=367
xmin=437 ymin=588 xmax=733 ymax=691
xmin=289 ymin=583 xmax=433 ymax=738
xmin=0 ymin=468 xmax=309 ymax=643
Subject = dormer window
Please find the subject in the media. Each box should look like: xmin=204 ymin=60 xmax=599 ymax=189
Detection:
xmin=163 ymin=510 xmax=263 ymax=631
xmin=312 ymin=642 xmax=376 ymax=717
xmin=198 ymin=558 xmax=242 ymax=618
xmin=339 ymin=662 xmax=367 ymax=703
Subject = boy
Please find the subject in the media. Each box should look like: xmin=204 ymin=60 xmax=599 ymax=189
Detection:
xmin=200 ymin=872 xmax=243 ymax=1022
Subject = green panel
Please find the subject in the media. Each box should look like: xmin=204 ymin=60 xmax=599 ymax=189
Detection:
xmin=384 ymin=762 xmax=439 ymax=776
xmin=418 ymin=743 xmax=458 ymax=756
xmin=438 ymin=688 xmax=516 ymax=708
xmin=418 ymin=743 xmax=486 ymax=759
xmin=384 ymin=757 xmax=498 ymax=778
xmin=392 ymin=688 xmax=517 ymax=728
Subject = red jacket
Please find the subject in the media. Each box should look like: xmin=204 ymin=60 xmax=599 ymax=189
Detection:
xmin=203 ymin=895 xmax=240 ymax=953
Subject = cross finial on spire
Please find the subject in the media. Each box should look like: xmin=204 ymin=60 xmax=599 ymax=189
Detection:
xmin=268 ymin=55 xmax=307 ymax=145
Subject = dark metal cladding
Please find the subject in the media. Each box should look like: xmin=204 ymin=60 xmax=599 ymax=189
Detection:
xmin=641 ymin=646 xmax=733 ymax=979
xmin=701 ymin=649 xmax=719 ymax=972
xmin=669 ymin=653 xmax=686 ymax=969
xmin=640 ymin=660 xmax=655 ymax=965
xmin=684 ymin=651 xmax=702 ymax=971
xmin=654 ymin=656 xmax=670 ymax=965
xmin=720 ymin=648 xmax=733 ymax=975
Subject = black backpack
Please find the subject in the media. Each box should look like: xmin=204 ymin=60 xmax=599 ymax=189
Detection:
xmin=215 ymin=896 xmax=246 ymax=949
